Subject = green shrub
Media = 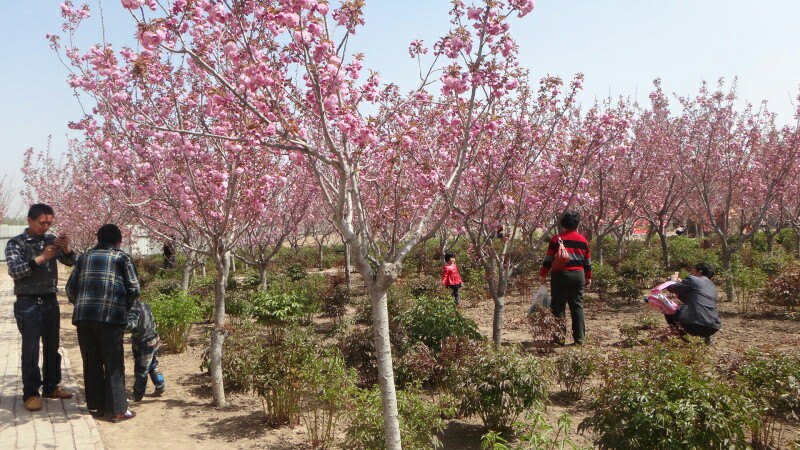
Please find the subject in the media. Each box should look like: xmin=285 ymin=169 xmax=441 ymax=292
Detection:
xmin=728 ymin=350 xmax=800 ymax=448
xmin=338 ymin=324 xmax=407 ymax=387
xmin=668 ymin=236 xmax=718 ymax=271
xmin=141 ymin=277 xmax=181 ymax=297
xmin=590 ymin=263 xmax=618 ymax=302
xmin=765 ymin=263 xmax=800 ymax=311
xmin=319 ymin=274 xmax=350 ymax=325
xmin=580 ymin=343 xmax=755 ymax=449
xmin=225 ymin=288 xmax=255 ymax=318
xmin=451 ymin=344 xmax=549 ymax=431
xmin=286 ymin=262 xmax=308 ymax=281
xmin=527 ymin=307 xmax=565 ymax=349
xmin=149 ymin=291 xmax=204 ymax=353
xmin=614 ymin=252 xmax=664 ymax=302
xmin=251 ymin=327 xmax=317 ymax=426
xmin=199 ymin=321 xmax=260 ymax=392
xmin=554 ymin=347 xmax=598 ymax=399
xmin=729 ymin=267 xmax=767 ymax=314
xmin=344 ymin=385 xmax=447 ymax=450
xmin=398 ymin=296 xmax=482 ymax=351
xmin=396 ymin=342 xmax=441 ymax=388
xmin=481 ymin=409 xmax=589 ymax=450
xmin=300 ymin=347 xmax=356 ymax=449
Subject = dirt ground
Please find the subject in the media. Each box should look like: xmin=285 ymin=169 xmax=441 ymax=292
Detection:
xmin=55 ymin=268 xmax=800 ymax=449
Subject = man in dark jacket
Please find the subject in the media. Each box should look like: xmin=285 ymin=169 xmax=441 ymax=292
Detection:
xmin=66 ymin=224 xmax=139 ymax=422
xmin=5 ymin=204 xmax=76 ymax=411
xmin=126 ymin=300 xmax=165 ymax=401
xmin=665 ymin=263 xmax=722 ymax=344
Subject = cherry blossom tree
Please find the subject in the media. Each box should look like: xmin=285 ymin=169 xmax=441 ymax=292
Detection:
xmin=676 ymin=80 xmax=800 ymax=300
xmin=55 ymin=1 xmax=535 ymax=445
xmin=22 ymin=140 xmax=133 ymax=251
xmin=578 ymin=98 xmax=639 ymax=265
xmin=632 ymin=80 xmax=688 ymax=269
xmin=456 ymin=74 xmax=629 ymax=345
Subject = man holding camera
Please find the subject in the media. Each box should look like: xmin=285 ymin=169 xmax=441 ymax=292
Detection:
xmin=5 ymin=204 xmax=76 ymax=411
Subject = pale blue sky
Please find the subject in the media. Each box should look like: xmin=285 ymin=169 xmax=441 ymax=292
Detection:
xmin=2 ymin=0 xmax=799 ymax=216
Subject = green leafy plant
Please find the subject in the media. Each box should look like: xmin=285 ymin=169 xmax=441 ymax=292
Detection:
xmin=451 ymin=344 xmax=549 ymax=431
xmin=344 ymin=385 xmax=447 ymax=450
xmin=527 ymin=308 xmax=565 ymax=350
xmin=554 ymin=347 xmax=598 ymax=399
xmin=251 ymin=327 xmax=317 ymax=426
xmin=590 ymin=263 xmax=618 ymax=303
xmin=286 ymin=262 xmax=308 ymax=281
xmin=398 ymin=295 xmax=482 ymax=351
xmin=614 ymin=252 xmax=664 ymax=302
xmin=728 ymin=350 xmax=800 ymax=448
xmin=148 ymin=291 xmax=203 ymax=353
xmin=481 ymin=407 xmax=589 ymax=450
xmin=728 ymin=266 xmax=767 ymax=314
xmin=319 ymin=274 xmax=350 ymax=325
xmin=338 ymin=325 xmax=406 ymax=387
xmin=765 ymin=263 xmax=800 ymax=311
xmin=300 ymin=347 xmax=356 ymax=449
xmin=199 ymin=322 xmax=260 ymax=392
xmin=580 ymin=342 xmax=756 ymax=449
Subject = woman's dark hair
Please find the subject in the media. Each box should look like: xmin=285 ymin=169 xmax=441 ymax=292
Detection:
xmin=444 ymin=252 xmax=455 ymax=263
xmin=560 ymin=211 xmax=581 ymax=230
xmin=695 ymin=263 xmax=715 ymax=279
xmin=27 ymin=203 xmax=54 ymax=220
xmin=97 ymin=224 xmax=123 ymax=246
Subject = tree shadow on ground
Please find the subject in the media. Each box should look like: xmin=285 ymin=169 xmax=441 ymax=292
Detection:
xmin=188 ymin=410 xmax=300 ymax=446
xmin=440 ymin=421 xmax=486 ymax=450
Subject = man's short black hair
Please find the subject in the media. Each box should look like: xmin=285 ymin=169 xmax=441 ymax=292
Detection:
xmin=695 ymin=262 xmax=715 ymax=279
xmin=97 ymin=224 xmax=123 ymax=246
xmin=560 ymin=210 xmax=581 ymax=230
xmin=444 ymin=252 xmax=455 ymax=263
xmin=28 ymin=203 xmax=54 ymax=220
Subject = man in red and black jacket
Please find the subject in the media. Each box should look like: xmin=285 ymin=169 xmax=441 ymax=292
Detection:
xmin=539 ymin=211 xmax=592 ymax=345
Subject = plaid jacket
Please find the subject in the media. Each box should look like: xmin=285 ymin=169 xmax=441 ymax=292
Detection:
xmin=5 ymin=230 xmax=76 ymax=296
xmin=66 ymin=244 xmax=140 ymax=326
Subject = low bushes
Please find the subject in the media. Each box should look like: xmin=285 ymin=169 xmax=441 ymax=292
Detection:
xmin=726 ymin=350 xmax=800 ymax=448
xmin=398 ymin=295 xmax=482 ymax=351
xmin=580 ymin=342 xmax=756 ymax=449
xmin=554 ymin=347 xmax=598 ymax=399
xmin=344 ymin=385 xmax=447 ymax=450
xmin=765 ymin=263 xmax=800 ymax=311
xmin=148 ymin=290 xmax=203 ymax=353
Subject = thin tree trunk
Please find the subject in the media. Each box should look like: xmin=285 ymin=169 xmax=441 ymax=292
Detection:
xmin=344 ymin=242 xmax=351 ymax=291
xmin=492 ymin=293 xmax=505 ymax=347
xmin=210 ymin=246 xmax=231 ymax=407
xmin=368 ymin=285 xmax=402 ymax=450
xmin=721 ymin=249 xmax=735 ymax=303
xmin=259 ymin=264 xmax=268 ymax=291
xmin=645 ymin=223 xmax=655 ymax=248
xmin=659 ymin=232 xmax=671 ymax=270
xmin=180 ymin=257 xmax=193 ymax=291
xmin=317 ymin=241 xmax=324 ymax=271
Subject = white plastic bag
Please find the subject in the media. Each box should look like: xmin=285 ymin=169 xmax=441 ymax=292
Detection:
xmin=528 ymin=285 xmax=551 ymax=315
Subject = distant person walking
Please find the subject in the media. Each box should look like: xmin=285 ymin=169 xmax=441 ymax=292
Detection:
xmin=540 ymin=211 xmax=592 ymax=345
xmin=5 ymin=203 xmax=76 ymax=411
xmin=66 ymin=224 xmax=140 ymax=422
xmin=161 ymin=237 xmax=176 ymax=270
xmin=442 ymin=252 xmax=463 ymax=305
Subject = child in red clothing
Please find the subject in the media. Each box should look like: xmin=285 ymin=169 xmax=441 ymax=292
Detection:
xmin=442 ymin=252 xmax=463 ymax=305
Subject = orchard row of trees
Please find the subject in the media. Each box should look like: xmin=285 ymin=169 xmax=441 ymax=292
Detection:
xmin=20 ymin=1 xmax=800 ymax=448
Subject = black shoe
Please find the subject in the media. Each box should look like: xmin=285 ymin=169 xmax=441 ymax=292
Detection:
xmin=131 ymin=392 xmax=144 ymax=402
xmin=153 ymin=385 xmax=165 ymax=397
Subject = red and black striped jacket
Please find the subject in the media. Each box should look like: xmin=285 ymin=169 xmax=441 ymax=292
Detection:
xmin=539 ymin=230 xmax=592 ymax=279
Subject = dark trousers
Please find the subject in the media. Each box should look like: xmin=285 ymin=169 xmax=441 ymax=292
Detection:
xmin=13 ymin=295 xmax=62 ymax=400
xmin=448 ymin=284 xmax=461 ymax=305
xmin=550 ymin=270 xmax=586 ymax=344
xmin=665 ymin=314 xmax=718 ymax=339
xmin=132 ymin=338 xmax=164 ymax=398
xmin=76 ymin=321 xmax=128 ymax=416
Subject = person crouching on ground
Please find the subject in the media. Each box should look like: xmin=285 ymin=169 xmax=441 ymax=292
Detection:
xmin=442 ymin=252 xmax=463 ymax=305
xmin=663 ymin=263 xmax=722 ymax=344
xmin=126 ymin=299 xmax=166 ymax=402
